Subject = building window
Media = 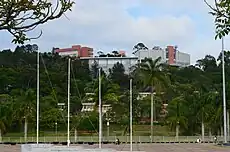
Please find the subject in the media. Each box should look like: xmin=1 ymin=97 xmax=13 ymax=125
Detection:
xmin=166 ymin=48 xmax=169 ymax=58
xmin=174 ymin=48 xmax=176 ymax=59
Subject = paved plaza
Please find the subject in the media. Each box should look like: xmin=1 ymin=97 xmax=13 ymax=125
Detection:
xmin=0 ymin=143 xmax=229 ymax=152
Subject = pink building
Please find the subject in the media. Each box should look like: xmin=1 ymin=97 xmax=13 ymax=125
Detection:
xmin=167 ymin=46 xmax=175 ymax=64
xmin=54 ymin=45 xmax=93 ymax=57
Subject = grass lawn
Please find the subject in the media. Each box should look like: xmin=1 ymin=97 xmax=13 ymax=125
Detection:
xmin=4 ymin=125 xmax=175 ymax=137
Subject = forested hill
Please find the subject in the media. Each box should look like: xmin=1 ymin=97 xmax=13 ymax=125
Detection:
xmin=0 ymin=44 xmax=91 ymax=95
xmin=0 ymin=44 xmax=230 ymax=136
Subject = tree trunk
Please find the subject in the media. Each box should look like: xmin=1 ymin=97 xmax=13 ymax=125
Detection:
xmin=176 ymin=124 xmax=179 ymax=141
xmin=0 ymin=129 xmax=2 ymax=143
xmin=24 ymin=117 xmax=28 ymax=142
xmin=201 ymin=121 xmax=205 ymax=141
xmin=209 ymin=128 xmax=212 ymax=137
xmin=221 ymin=127 xmax=223 ymax=137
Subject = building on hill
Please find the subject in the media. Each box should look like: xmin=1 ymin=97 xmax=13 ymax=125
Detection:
xmin=54 ymin=45 xmax=93 ymax=57
xmin=81 ymin=45 xmax=190 ymax=75
xmin=133 ymin=45 xmax=190 ymax=67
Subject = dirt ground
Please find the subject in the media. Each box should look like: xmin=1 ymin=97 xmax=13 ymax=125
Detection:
xmin=0 ymin=143 xmax=229 ymax=152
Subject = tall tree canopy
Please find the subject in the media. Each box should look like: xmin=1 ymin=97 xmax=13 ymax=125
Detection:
xmin=1 ymin=44 xmax=230 ymax=138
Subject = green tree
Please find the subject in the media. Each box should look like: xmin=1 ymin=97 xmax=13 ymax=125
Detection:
xmin=109 ymin=62 xmax=129 ymax=90
xmin=205 ymin=0 xmax=230 ymax=39
xmin=13 ymin=89 xmax=36 ymax=141
xmin=139 ymin=57 xmax=169 ymax=121
xmin=41 ymin=108 xmax=62 ymax=129
xmin=0 ymin=94 xmax=13 ymax=142
xmin=0 ymin=0 xmax=74 ymax=44
xmin=133 ymin=42 xmax=148 ymax=52
xmin=139 ymin=57 xmax=169 ymax=94
xmin=167 ymin=96 xmax=187 ymax=139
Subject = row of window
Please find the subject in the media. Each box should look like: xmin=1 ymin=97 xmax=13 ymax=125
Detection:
xmin=91 ymin=59 xmax=137 ymax=65
xmin=165 ymin=48 xmax=177 ymax=59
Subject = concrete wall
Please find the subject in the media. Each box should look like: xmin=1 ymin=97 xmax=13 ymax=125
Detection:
xmin=82 ymin=57 xmax=138 ymax=74
xmin=21 ymin=144 xmax=116 ymax=152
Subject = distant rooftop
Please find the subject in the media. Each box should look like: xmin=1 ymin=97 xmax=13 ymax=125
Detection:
xmin=80 ymin=56 xmax=138 ymax=60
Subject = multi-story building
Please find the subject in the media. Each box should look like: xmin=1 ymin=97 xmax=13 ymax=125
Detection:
xmin=80 ymin=56 xmax=138 ymax=74
xmin=133 ymin=45 xmax=190 ymax=67
xmin=81 ymin=45 xmax=190 ymax=74
xmin=54 ymin=45 xmax=93 ymax=57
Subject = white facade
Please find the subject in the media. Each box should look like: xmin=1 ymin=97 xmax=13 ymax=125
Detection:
xmin=81 ymin=102 xmax=95 ymax=112
xmin=58 ymin=51 xmax=78 ymax=57
xmin=134 ymin=47 xmax=190 ymax=67
xmin=137 ymin=47 xmax=166 ymax=62
xmin=81 ymin=46 xmax=189 ymax=73
xmin=174 ymin=51 xmax=190 ymax=67
xmin=81 ymin=102 xmax=111 ymax=113
xmin=80 ymin=57 xmax=138 ymax=74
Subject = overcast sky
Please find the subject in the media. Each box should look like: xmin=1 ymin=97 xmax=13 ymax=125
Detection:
xmin=1 ymin=0 xmax=230 ymax=64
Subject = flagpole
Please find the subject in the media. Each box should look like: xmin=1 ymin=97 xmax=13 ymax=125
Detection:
xmin=36 ymin=48 xmax=39 ymax=144
xmin=222 ymin=37 xmax=227 ymax=143
xmin=130 ymin=79 xmax=133 ymax=151
xmin=99 ymin=68 xmax=102 ymax=148
xmin=67 ymin=58 xmax=71 ymax=146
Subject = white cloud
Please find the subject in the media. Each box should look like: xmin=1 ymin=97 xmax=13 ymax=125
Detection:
xmin=1 ymin=0 xmax=228 ymax=64
xmin=36 ymin=1 xmax=196 ymax=54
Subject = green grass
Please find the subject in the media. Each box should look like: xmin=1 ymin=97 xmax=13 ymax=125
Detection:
xmin=4 ymin=125 xmax=175 ymax=137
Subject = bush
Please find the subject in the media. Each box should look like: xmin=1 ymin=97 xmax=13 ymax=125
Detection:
xmin=77 ymin=112 xmax=99 ymax=132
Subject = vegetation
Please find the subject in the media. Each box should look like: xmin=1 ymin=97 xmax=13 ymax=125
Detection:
xmin=0 ymin=44 xmax=229 ymax=140
xmin=205 ymin=0 xmax=230 ymax=39
xmin=0 ymin=0 xmax=74 ymax=44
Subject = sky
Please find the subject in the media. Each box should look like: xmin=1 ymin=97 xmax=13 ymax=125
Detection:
xmin=0 ymin=0 xmax=230 ymax=64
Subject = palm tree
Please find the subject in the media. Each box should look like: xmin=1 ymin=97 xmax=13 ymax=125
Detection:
xmin=139 ymin=57 xmax=169 ymax=119
xmin=138 ymin=57 xmax=169 ymax=141
xmin=193 ymin=91 xmax=218 ymax=141
xmin=167 ymin=96 xmax=188 ymax=140
xmin=206 ymin=91 xmax=222 ymax=136
xmin=13 ymin=89 xmax=36 ymax=142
